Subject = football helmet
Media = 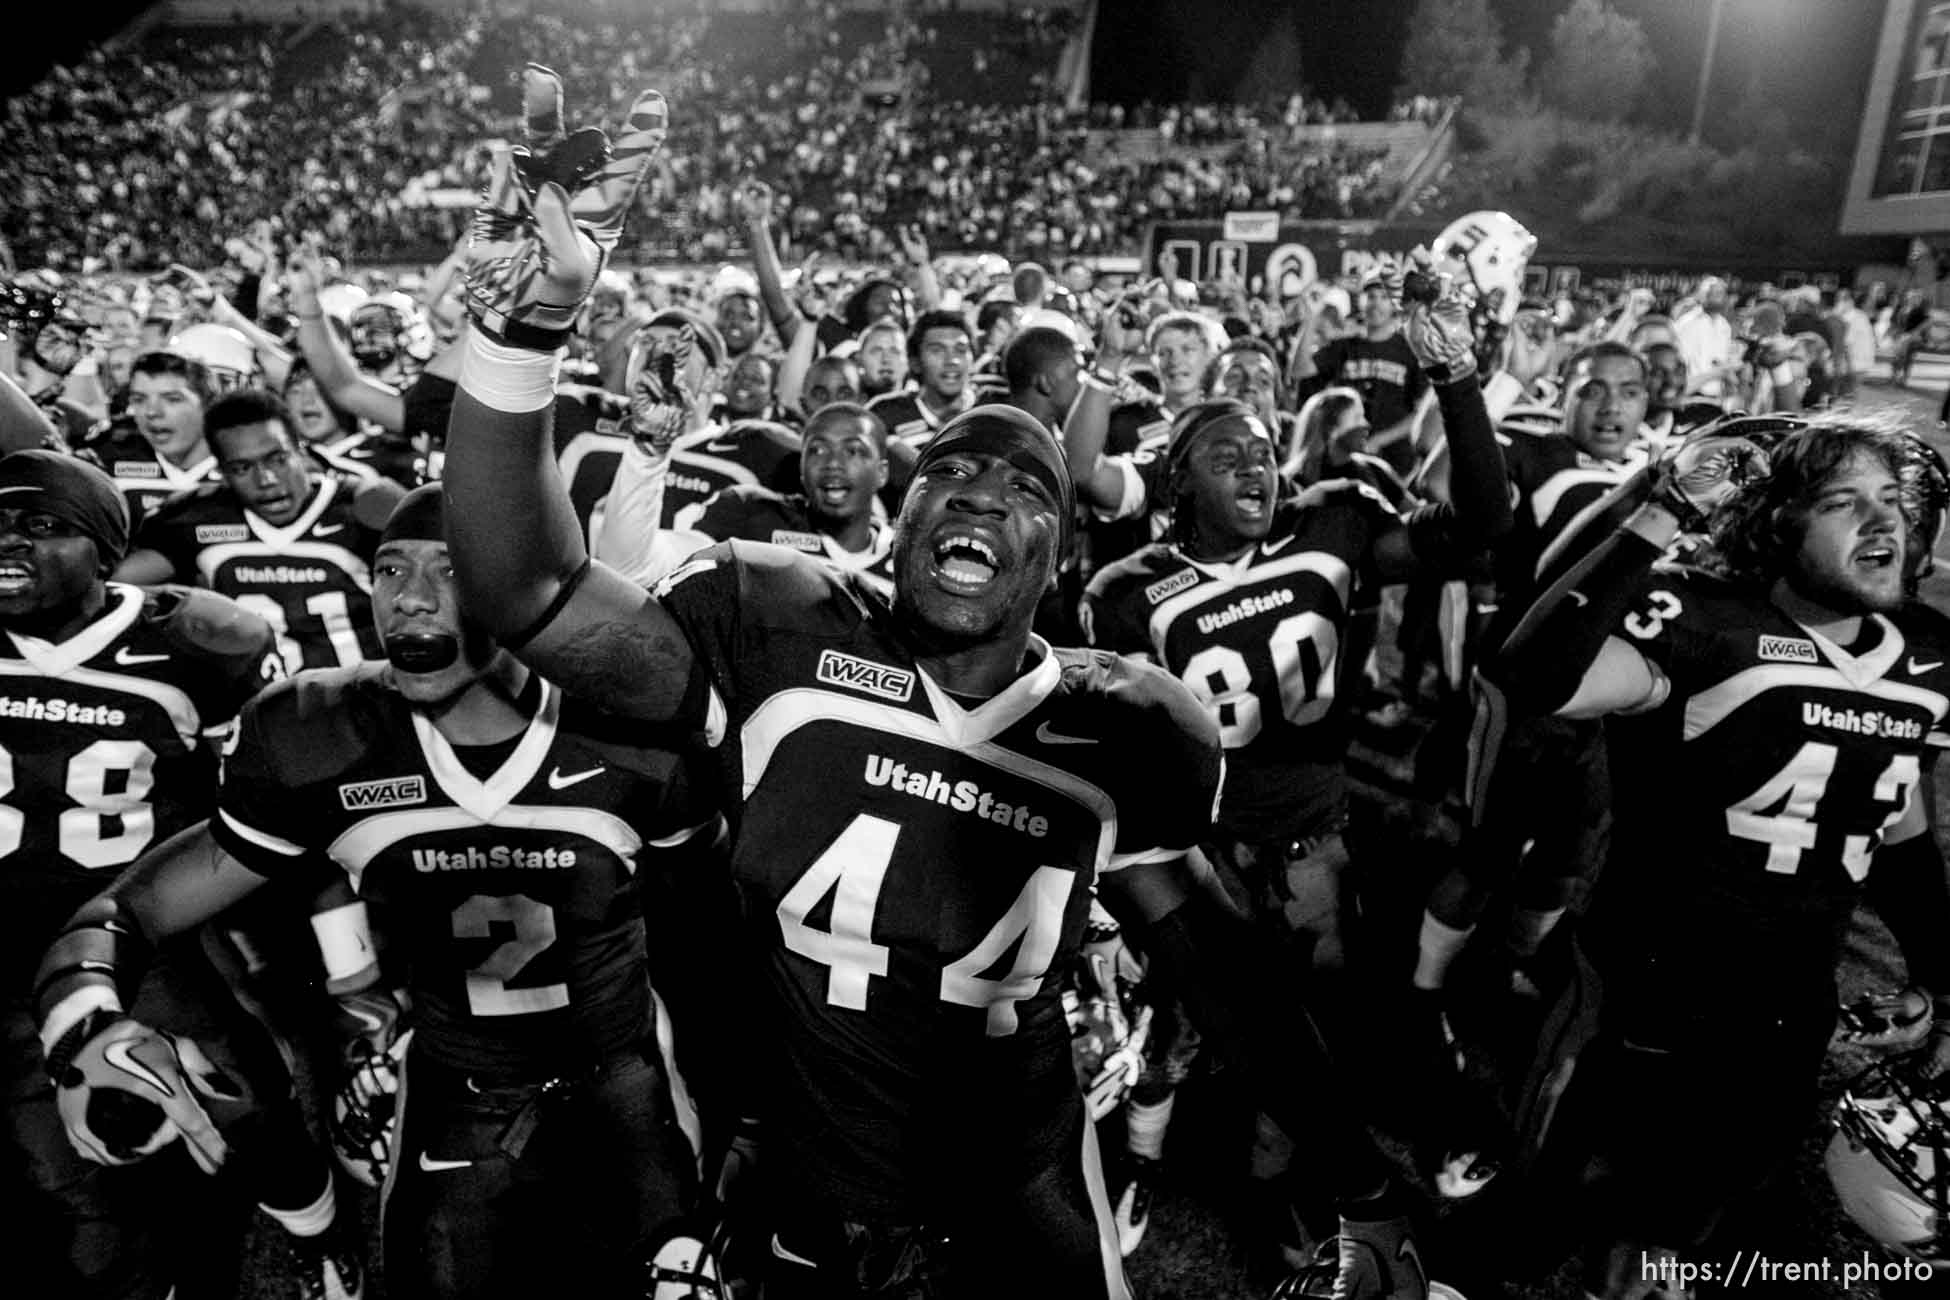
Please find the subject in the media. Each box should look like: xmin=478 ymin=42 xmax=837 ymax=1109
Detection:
xmin=1431 ymin=210 xmax=1537 ymax=327
xmin=642 ymin=1218 xmax=730 ymax=1299
xmin=1825 ymin=1053 xmax=1950 ymax=1268
xmin=0 ymin=279 xmax=89 ymax=375
xmin=349 ymin=292 xmax=434 ymax=380
xmin=168 ymin=322 xmax=257 ymax=393
xmin=1273 ymin=1236 xmax=1470 ymax=1299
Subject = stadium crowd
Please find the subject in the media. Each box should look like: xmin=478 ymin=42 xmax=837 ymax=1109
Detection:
xmin=7 ymin=7 xmax=1950 ymax=1300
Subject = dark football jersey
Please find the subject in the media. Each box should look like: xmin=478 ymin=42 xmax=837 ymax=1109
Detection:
xmin=865 ymin=389 xmax=976 ymax=453
xmin=1493 ymin=428 xmax=1654 ymax=637
xmin=1 ymin=584 xmax=279 ymax=985
xmin=1308 ymin=334 xmax=1428 ymax=432
xmin=654 ymin=543 xmax=1221 ymax=1215
xmin=310 ymin=430 xmax=430 ymax=489
xmin=662 ymin=421 xmax=802 ymax=531
xmin=690 ymin=487 xmax=895 ymax=600
xmin=1084 ymin=483 xmax=1398 ymax=840
xmin=212 ymin=670 xmax=710 ymax=1080
xmin=75 ymin=419 xmax=219 ymax=525
xmin=552 ymin=387 xmax=632 ymax=552
xmin=133 ymin=473 xmax=384 ymax=674
xmin=1595 ymin=570 xmax=1950 ymax=1010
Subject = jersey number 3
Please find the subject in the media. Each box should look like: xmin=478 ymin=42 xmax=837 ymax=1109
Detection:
xmin=1726 ymin=741 xmax=1920 ymax=880
xmin=776 ymin=812 xmax=1073 ymax=1036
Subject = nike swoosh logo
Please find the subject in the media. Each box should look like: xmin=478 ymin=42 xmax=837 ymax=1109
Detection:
xmin=1909 ymin=657 xmax=1944 ymax=674
xmin=102 ymin=1037 xmax=176 ymax=1097
xmin=1568 ymin=590 xmax=1589 ymax=607
xmin=1260 ymin=534 xmax=1298 ymax=556
xmin=417 ymin=1152 xmax=473 ymax=1172
xmin=547 ymin=765 xmax=606 ymax=789
xmin=770 ymin=1235 xmax=820 ymax=1269
xmin=702 ymin=439 xmax=741 ymax=455
xmin=114 ymin=647 xmax=170 ymax=666
xmin=312 ymin=522 xmax=345 ymax=537
xmin=1035 ymin=721 xmax=1097 ymax=746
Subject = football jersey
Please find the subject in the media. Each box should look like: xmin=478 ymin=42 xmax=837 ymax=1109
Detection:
xmin=1494 ymin=428 xmax=1653 ymax=634
xmin=309 ymin=430 xmax=431 ymax=489
xmin=212 ymin=670 xmax=710 ymax=1080
xmin=1594 ymin=570 xmax=1950 ymax=1012
xmin=552 ymin=386 xmax=632 ymax=551
xmin=133 ymin=473 xmax=384 ymax=673
xmin=690 ymin=486 xmax=894 ymax=600
xmin=75 ymin=419 xmax=218 ymax=525
xmin=1 ymin=584 xmax=279 ymax=986
xmin=1084 ymin=483 xmax=1399 ymax=840
xmin=655 ymin=543 xmax=1221 ymax=1215
xmin=865 ymin=388 xmax=976 ymax=452
xmin=663 ymin=421 xmax=802 ymax=532
xmin=1308 ymin=334 xmax=1428 ymax=432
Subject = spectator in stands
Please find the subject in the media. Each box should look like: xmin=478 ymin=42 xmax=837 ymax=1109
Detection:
xmin=1673 ymin=275 xmax=1739 ymax=400
xmin=1298 ymin=270 xmax=1428 ymax=477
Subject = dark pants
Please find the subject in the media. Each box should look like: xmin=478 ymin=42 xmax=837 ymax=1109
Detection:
xmin=383 ymin=1039 xmax=700 ymax=1300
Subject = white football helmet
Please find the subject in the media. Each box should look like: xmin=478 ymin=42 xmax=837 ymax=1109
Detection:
xmin=168 ymin=322 xmax=257 ymax=393
xmin=1431 ymin=210 xmax=1537 ymax=326
xmin=1826 ymin=1054 xmax=1950 ymax=1268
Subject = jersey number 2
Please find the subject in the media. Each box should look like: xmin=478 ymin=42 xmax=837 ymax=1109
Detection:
xmin=452 ymin=893 xmax=569 ymax=1016
xmin=776 ymin=812 xmax=1073 ymax=1036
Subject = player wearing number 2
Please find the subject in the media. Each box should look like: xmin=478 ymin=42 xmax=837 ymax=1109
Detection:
xmin=1488 ymin=415 xmax=1950 ymax=1299
xmin=439 ymin=63 xmax=1452 ymax=1300
xmin=35 ymin=485 xmax=719 ymax=1299
xmin=114 ymin=388 xmax=405 ymax=675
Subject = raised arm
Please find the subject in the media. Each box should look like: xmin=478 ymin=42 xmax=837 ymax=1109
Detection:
xmin=286 ymin=244 xmax=407 ymax=432
xmin=444 ymin=65 xmax=698 ymax=721
xmin=741 ymin=180 xmax=804 ymax=348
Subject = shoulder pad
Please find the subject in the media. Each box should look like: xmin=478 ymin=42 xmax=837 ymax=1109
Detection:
xmin=148 ymin=586 xmax=277 ymax=660
xmin=1083 ymin=543 xmax=1175 ymax=597
xmin=249 ymin=662 xmax=390 ymax=728
xmin=242 ymin=663 xmax=394 ymax=780
xmin=725 ymin=419 xmax=802 ymax=452
xmin=1058 ymin=648 xmax=1220 ymax=748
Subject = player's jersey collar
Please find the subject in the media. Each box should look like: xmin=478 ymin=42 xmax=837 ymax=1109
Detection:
xmin=914 ymin=634 xmax=1061 ymax=748
xmin=1796 ymin=612 xmax=1903 ymax=689
xmin=245 ymin=474 xmax=339 ymax=547
xmin=159 ymin=452 xmax=217 ymax=490
xmin=2 ymin=583 xmax=145 ymax=677
xmin=410 ymin=677 xmax=562 ymax=821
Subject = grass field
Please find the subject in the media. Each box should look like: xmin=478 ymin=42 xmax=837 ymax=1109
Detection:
xmin=235 ymin=377 xmax=1950 ymax=1299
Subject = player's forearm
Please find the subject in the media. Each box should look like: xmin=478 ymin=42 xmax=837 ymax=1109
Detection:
xmin=1488 ymin=504 xmax=1676 ymax=712
xmin=777 ymin=307 xmax=820 ymax=414
xmin=446 ymin=339 xmax=588 ymax=641
xmin=1432 ymin=375 xmax=1511 ymax=541
xmin=296 ymin=312 xmax=405 ymax=431
xmin=747 ymin=217 xmax=803 ymax=344
xmin=1061 ymin=375 xmax=1117 ymax=502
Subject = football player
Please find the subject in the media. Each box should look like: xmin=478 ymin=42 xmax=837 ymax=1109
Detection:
xmin=77 ymin=350 xmax=221 ymax=524
xmin=1412 ymin=342 xmax=1658 ymax=1009
xmin=114 ymin=388 xmax=403 ymax=674
xmin=36 ymin=485 xmax=719 ymax=1299
xmin=439 ymin=65 xmax=1438 ymax=1300
xmin=624 ymin=311 xmax=801 ymax=529
xmin=2 ymin=450 xmax=358 ymax=1300
xmin=1487 ymin=414 xmax=1950 ymax=1297
xmin=865 ymin=309 xmax=979 ymax=451
xmin=598 ymin=401 xmax=895 ymax=599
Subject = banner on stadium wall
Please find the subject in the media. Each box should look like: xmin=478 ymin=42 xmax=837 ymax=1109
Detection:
xmin=1143 ymin=220 xmax=1851 ymax=300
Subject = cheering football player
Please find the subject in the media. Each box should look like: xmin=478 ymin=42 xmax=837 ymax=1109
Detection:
xmin=37 ymin=484 xmax=719 ymax=1299
xmin=1488 ymin=414 xmax=1950 ymax=1298
xmin=439 ymin=64 xmax=1442 ymax=1300
xmin=6 ymin=450 xmax=359 ymax=1299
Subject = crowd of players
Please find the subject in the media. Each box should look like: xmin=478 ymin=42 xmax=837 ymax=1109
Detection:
xmin=8 ymin=22 xmax=1950 ymax=1300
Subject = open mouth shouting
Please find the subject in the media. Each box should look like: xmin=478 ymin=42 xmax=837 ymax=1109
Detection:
xmin=1235 ymin=476 xmax=1271 ymax=523
xmin=815 ymin=476 xmax=857 ymax=511
xmin=0 ymin=561 xmax=35 ymax=598
xmin=1854 ymin=539 xmax=1900 ymax=574
xmin=929 ymin=528 xmax=1003 ymax=594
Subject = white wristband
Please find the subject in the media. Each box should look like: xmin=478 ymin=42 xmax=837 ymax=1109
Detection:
xmin=459 ymin=331 xmax=561 ymax=414
xmin=311 ymin=901 xmax=377 ymax=983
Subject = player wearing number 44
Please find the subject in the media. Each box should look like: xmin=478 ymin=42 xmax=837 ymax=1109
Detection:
xmin=1487 ymin=415 xmax=1950 ymax=1299
xmin=439 ymin=60 xmax=1466 ymax=1300
xmin=0 ymin=451 xmax=371 ymax=1300
xmin=36 ymin=484 xmax=724 ymax=1300
xmin=113 ymin=387 xmax=405 ymax=676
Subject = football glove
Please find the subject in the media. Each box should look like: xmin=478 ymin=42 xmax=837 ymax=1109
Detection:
xmin=1649 ymin=422 xmax=1770 ymax=533
xmin=1401 ymin=248 xmax=1478 ymax=385
xmin=54 ymin=1015 xmax=234 ymax=1174
xmin=329 ymin=985 xmax=406 ymax=1072
xmin=464 ymin=64 xmax=668 ymax=352
xmin=629 ymin=323 xmax=698 ymax=453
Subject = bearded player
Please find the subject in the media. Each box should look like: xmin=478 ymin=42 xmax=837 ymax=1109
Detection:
xmin=437 ymin=65 xmax=1445 ymax=1300
xmin=1 ymin=451 xmax=359 ymax=1299
xmin=1486 ymin=414 xmax=1950 ymax=1298
xmin=36 ymin=485 xmax=718 ymax=1299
